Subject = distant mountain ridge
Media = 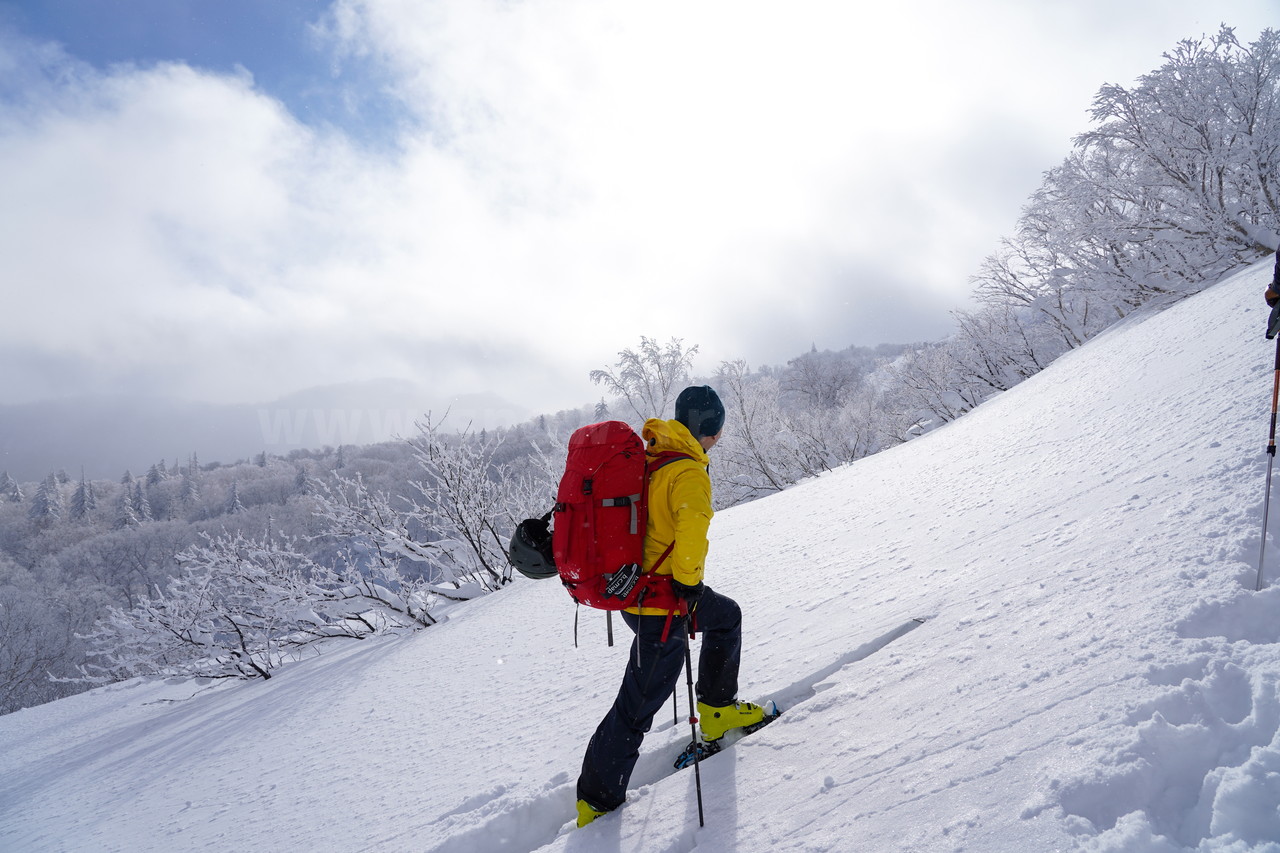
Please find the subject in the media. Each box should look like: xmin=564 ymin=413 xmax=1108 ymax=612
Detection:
xmin=0 ymin=380 xmax=528 ymax=483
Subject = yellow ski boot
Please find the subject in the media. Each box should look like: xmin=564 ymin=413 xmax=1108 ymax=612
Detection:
xmin=697 ymin=699 xmax=766 ymax=742
xmin=576 ymin=799 xmax=610 ymax=828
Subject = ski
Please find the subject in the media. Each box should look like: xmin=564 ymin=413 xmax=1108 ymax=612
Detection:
xmin=674 ymin=702 xmax=781 ymax=770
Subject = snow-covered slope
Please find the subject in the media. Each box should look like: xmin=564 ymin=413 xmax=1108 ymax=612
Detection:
xmin=4 ymin=260 xmax=1280 ymax=853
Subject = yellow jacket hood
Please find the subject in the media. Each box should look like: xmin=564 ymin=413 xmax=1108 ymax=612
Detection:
xmin=642 ymin=417 xmax=710 ymax=466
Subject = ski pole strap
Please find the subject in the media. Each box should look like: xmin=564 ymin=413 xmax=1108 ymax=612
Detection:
xmin=649 ymin=539 xmax=681 ymax=643
xmin=659 ymin=600 xmax=698 ymax=644
xmin=660 ymin=609 xmax=677 ymax=644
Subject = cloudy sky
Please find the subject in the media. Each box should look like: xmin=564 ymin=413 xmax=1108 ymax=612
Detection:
xmin=0 ymin=0 xmax=1275 ymax=419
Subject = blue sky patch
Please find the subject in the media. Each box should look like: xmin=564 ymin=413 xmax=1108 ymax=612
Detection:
xmin=0 ymin=0 xmax=407 ymax=144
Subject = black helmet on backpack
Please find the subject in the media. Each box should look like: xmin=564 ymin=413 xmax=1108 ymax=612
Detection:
xmin=508 ymin=512 xmax=557 ymax=579
xmin=675 ymin=385 xmax=725 ymax=439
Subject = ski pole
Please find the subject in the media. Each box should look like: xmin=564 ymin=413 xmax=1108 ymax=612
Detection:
xmin=683 ymin=616 xmax=705 ymax=827
xmin=1259 ymin=332 xmax=1280 ymax=591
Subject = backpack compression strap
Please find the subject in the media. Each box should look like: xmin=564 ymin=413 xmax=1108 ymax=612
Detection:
xmin=596 ymin=454 xmax=695 ymax=534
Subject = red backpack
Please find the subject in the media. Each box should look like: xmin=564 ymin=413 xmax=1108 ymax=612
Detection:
xmin=551 ymin=420 xmax=691 ymax=614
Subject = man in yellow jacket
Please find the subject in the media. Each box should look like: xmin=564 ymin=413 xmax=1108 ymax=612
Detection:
xmin=576 ymin=385 xmax=765 ymax=827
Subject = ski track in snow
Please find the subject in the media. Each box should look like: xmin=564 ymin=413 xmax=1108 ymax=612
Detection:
xmin=384 ymin=618 xmax=927 ymax=853
xmin=361 ymin=775 xmax=574 ymax=853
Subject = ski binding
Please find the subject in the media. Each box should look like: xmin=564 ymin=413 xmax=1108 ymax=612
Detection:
xmin=674 ymin=701 xmax=781 ymax=770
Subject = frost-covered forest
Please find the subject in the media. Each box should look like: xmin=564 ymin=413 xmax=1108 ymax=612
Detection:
xmin=2 ymin=25 xmax=1277 ymax=716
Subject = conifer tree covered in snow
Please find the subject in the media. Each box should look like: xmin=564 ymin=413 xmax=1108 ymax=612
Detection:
xmin=113 ymin=488 xmax=139 ymax=530
xmin=224 ymin=482 xmax=245 ymax=516
xmin=294 ymin=465 xmax=311 ymax=495
xmin=131 ymin=482 xmax=151 ymax=523
xmin=0 ymin=471 xmax=20 ymax=503
xmin=68 ymin=473 xmax=96 ymax=523
xmin=26 ymin=475 xmax=63 ymax=527
xmin=179 ymin=472 xmax=200 ymax=507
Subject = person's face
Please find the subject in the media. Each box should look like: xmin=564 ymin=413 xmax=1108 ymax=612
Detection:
xmin=699 ymin=429 xmax=723 ymax=451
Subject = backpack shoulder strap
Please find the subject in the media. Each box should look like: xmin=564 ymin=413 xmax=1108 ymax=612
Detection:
xmin=647 ymin=451 xmax=696 ymax=473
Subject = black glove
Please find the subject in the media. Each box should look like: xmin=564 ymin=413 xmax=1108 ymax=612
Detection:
xmin=671 ymin=579 xmax=704 ymax=608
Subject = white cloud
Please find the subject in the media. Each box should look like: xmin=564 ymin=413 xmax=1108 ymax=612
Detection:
xmin=1 ymin=0 xmax=1276 ymax=417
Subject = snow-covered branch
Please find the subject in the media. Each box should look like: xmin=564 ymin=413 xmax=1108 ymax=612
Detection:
xmin=75 ymin=530 xmax=436 ymax=683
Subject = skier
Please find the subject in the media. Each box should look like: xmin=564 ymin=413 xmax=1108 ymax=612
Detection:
xmin=575 ymin=385 xmax=766 ymax=827
xmin=1266 ymin=249 xmax=1280 ymax=339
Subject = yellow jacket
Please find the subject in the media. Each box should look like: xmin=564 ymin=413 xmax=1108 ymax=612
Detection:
xmin=629 ymin=418 xmax=713 ymax=615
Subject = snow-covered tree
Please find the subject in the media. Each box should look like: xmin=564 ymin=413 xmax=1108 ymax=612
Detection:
xmin=714 ymin=359 xmax=890 ymax=505
xmin=1081 ymin=27 xmax=1279 ymax=261
xmin=0 ymin=557 xmax=98 ymax=714
xmin=882 ymin=342 xmax=983 ymax=429
xmin=179 ymin=473 xmax=200 ymax=508
xmin=715 ymin=360 xmax=794 ymax=501
xmin=27 ymin=475 xmax=63 ymax=527
xmin=590 ymin=336 xmax=699 ymax=425
xmin=312 ymin=419 xmax=548 ymax=599
xmin=783 ymin=349 xmax=862 ymax=410
xmin=131 ymin=482 xmax=152 ymax=523
xmin=78 ymin=530 xmax=436 ymax=683
xmin=974 ymin=26 xmax=1280 ymax=360
xmin=948 ymin=306 xmax=1053 ymax=397
xmin=0 ymin=471 xmax=21 ymax=503
xmin=224 ymin=482 xmax=245 ymax=516
xmin=68 ymin=473 xmax=96 ymax=523
xmin=405 ymin=420 xmax=531 ymax=591
xmin=113 ymin=488 xmax=139 ymax=530
xmin=293 ymin=465 xmax=311 ymax=495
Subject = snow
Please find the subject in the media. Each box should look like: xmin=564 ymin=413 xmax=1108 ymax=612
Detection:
xmin=4 ymin=259 xmax=1280 ymax=851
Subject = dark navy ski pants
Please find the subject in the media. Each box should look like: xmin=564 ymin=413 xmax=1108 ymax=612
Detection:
xmin=576 ymin=586 xmax=742 ymax=812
